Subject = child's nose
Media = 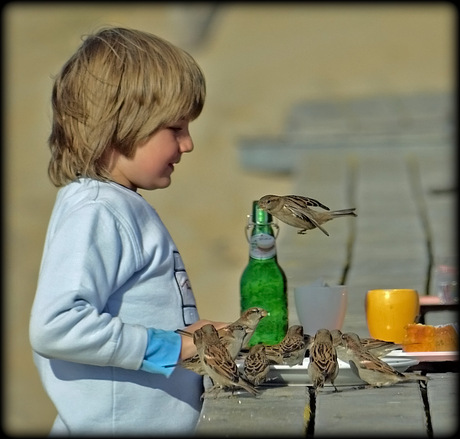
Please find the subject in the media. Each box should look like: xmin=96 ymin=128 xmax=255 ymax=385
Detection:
xmin=181 ymin=136 xmax=194 ymax=153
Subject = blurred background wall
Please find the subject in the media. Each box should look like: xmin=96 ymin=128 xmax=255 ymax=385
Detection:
xmin=3 ymin=2 xmax=454 ymax=435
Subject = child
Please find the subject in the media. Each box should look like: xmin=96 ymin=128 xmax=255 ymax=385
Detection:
xmin=29 ymin=26 xmax=226 ymax=436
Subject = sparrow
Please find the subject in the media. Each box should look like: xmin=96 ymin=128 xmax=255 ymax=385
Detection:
xmin=340 ymin=332 xmax=428 ymax=387
xmin=258 ymin=194 xmax=357 ymax=236
xmin=217 ymin=324 xmax=249 ymax=360
xmin=331 ymin=329 xmax=402 ymax=360
xmin=242 ymin=343 xmax=271 ymax=386
xmin=177 ymin=307 xmax=268 ymax=361
xmin=359 ymin=337 xmax=403 ymax=358
xmin=193 ymin=324 xmax=259 ymax=398
xmin=235 ymin=307 xmax=269 ymax=350
xmin=265 ymin=325 xmax=308 ymax=366
xmin=175 ymin=325 xmax=247 ymax=376
xmin=307 ymin=328 xmax=339 ymax=393
xmin=178 ymin=354 xmax=206 ymax=375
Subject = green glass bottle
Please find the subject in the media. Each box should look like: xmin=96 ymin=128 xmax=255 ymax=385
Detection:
xmin=240 ymin=200 xmax=288 ymax=346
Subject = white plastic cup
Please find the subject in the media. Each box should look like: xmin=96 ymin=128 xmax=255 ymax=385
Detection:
xmin=294 ymin=283 xmax=348 ymax=336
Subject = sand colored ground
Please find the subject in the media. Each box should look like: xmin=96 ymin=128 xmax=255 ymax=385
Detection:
xmin=4 ymin=3 xmax=454 ymax=435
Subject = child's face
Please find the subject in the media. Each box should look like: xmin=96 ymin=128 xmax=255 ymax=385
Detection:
xmin=109 ymin=120 xmax=194 ymax=191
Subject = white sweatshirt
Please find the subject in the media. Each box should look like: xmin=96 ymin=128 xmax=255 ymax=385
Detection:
xmin=29 ymin=178 xmax=202 ymax=436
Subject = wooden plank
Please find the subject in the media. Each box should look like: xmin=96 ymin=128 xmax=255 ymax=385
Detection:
xmin=343 ymin=148 xmax=428 ymax=334
xmin=313 ymin=383 xmax=428 ymax=436
xmin=238 ymin=92 xmax=452 ymax=174
xmin=238 ymin=140 xmax=449 ymax=174
xmin=413 ymin=147 xmax=456 ymax=283
xmin=427 ymin=373 xmax=459 ymax=436
xmin=286 ymin=93 xmax=451 ymax=139
xmin=406 ymin=147 xmax=457 ymax=325
xmin=196 ymin=378 xmax=307 ymax=436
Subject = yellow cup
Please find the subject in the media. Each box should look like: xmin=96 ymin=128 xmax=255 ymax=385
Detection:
xmin=365 ymin=289 xmax=420 ymax=343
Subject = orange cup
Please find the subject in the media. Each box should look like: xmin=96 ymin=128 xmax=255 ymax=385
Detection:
xmin=365 ymin=289 xmax=420 ymax=343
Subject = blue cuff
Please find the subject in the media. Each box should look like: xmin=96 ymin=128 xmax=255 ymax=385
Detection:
xmin=140 ymin=328 xmax=181 ymax=377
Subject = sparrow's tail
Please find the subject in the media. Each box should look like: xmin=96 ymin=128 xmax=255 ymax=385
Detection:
xmin=405 ymin=372 xmax=429 ymax=383
xmin=330 ymin=208 xmax=357 ymax=218
xmin=238 ymin=377 xmax=260 ymax=396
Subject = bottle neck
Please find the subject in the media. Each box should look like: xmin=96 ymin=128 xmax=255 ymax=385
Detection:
xmin=248 ymin=230 xmax=277 ymax=260
xmin=246 ymin=200 xmax=279 ymax=260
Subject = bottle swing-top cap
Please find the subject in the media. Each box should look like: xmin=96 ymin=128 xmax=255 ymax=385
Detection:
xmin=245 ymin=200 xmax=279 ymax=242
xmin=252 ymin=200 xmax=273 ymax=225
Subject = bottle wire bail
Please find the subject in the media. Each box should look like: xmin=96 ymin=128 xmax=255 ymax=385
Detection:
xmin=245 ymin=215 xmax=279 ymax=243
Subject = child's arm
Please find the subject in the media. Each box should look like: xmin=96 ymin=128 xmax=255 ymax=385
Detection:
xmin=139 ymin=320 xmax=228 ymax=375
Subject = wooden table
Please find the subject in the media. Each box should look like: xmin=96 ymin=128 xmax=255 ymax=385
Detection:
xmin=195 ymin=142 xmax=457 ymax=437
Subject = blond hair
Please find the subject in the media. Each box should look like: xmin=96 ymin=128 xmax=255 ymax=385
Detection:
xmin=48 ymin=27 xmax=206 ymax=186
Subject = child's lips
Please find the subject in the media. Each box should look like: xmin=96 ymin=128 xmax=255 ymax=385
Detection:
xmin=170 ymin=159 xmax=181 ymax=169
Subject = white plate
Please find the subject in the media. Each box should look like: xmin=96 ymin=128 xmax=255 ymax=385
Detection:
xmin=236 ymin=356 xmax=419 ymax=387
xmin=383 ymin=349 xmax=458 ymax=362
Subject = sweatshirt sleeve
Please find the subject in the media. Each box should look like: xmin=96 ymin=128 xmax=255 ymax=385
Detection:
xmin=29 ymin=202 xmax=149 ymax=370
xmin=140 ymin=328 xmax=182 ymax=376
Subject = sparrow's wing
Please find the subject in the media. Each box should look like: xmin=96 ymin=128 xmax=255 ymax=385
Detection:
xmin=354 ymin=350 xmax=405 ymax=377
xmin=283 ymin=202 xmax=331 ymax=235
xmin=286 ymin=195 xmax=330 ymax=211
xmin=244 ymin=350 xmax=269 ymax=377
xmin=348 ymin=359 xmax=361 ymax=379
xmin=204 ymin=345 xmax=239 ymax=383
xmin=314 ymin=342 xmax=336 ymax=372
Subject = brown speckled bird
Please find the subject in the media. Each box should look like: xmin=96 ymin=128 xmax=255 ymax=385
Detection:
xmin=243 ymin=343 xmax=271 ymax=386
xmin=176 ymin=325 xmax=247 ymax=375
xmin=258 ymin=194 xmax=357 ymax=236
xmin=265 ymin=325 xmax=308 ymax=366
xmin=193 ymin=324 xmax=258 ymax=398
xmin=331 ymin=329 xmax=402 ymax=360
xmin=308 ymin=328 xmax=339 ymax=393
xmin=340 ymin=332 xmax=428 ymax=388
xmin=177 ymin=307 xmax=268 ymax=365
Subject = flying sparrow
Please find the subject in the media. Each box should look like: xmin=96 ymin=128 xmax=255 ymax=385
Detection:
xmin=265 ymin=325 xmax=308 ymax=366
xmin=193 ymin=324 xmax=259 ymax=398
xmin=307 ymin=328 xmax=339 ymax=393
xmin=242 ymin=343 xmax=271 ymax=386
xmin=340 ymin=332 xmax=428 ymax=387
xmin=258 ymin=194 xmax=357 ymax=236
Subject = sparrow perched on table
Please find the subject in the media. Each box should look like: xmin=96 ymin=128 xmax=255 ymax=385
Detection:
xmin=265 ymin=325 xmax=308 ymax=366
xmin=340 ymin=332 xmax=428 ymax=387
xmin=177 ymin=307 xmax=268 ymax=360
xmin=176 ymin=325 xmax=247 ymax=374
xmin=235 ymin=307 xmax=269 ymax=350
xmin=307 ymin=328 xmax=339 ymax=393
xmin=258 ymin=194 xmax=357 ymax=236
xmin=193 ymin=324 xmax=259 ymax=398
xmin=242 ymin=343 xmax=271 ymax=386
xmin=331 ymin=329 xmax=402 ymax=360
xmin=359 ymin=337 xmax=403 ymax=358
